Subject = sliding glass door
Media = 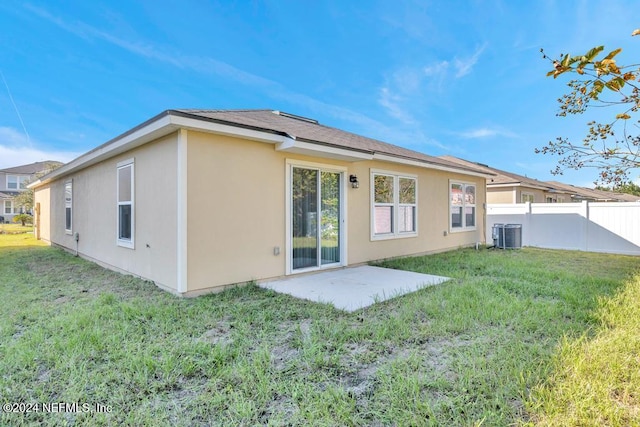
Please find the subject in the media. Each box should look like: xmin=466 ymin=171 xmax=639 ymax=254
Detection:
xmin=292 ymin=167 xmax=341 ymax=270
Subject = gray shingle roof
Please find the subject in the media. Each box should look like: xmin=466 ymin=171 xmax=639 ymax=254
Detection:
xmin=545 ymin=181 xmax=639 ymax=202
xmin=171 ymin=109 xmax=489 ymax=175
xmin=32 ymin=109 xmax=494 ymax=187
xmin=439 ymin=156 xmax=551 ymax=190
xmin=0 ymin=161 xmax=63 ymax=174
xmin=0 ymin=191 xmax=20 ymax=199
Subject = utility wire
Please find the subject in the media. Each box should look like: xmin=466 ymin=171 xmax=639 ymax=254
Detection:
xmin=1 ymin=70 xmax=31 ymax=147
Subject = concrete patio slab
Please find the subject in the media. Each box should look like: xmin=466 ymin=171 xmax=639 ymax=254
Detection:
xmin=259 ymin=266 xmax=450 ymax=312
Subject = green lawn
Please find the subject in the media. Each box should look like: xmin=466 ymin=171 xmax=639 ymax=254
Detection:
xmin=1 ymin=235 xmax=638 ymax=426
xmin=0 ymin=223 xmax=34 ymax=234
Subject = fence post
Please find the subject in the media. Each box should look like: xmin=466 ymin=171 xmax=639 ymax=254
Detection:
xmin=524 ymin=201 xmax=532 ymax=247
xmin=581 ymin=200 xmax=589 ymax=251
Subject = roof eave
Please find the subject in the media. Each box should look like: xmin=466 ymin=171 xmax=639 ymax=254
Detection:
xmin=29 ymin=110 xmax=492 ymax=186
xmin=31 ymin=112 xmax=179 ymax=187
xmin=372 ymin=153 xmax=494 ymax=178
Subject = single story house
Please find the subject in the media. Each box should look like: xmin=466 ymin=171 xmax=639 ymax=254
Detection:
xmin=0 ymin=161 xmax=62 ymax=223
xmin=31 ymin=109 xmax=491 ymax=296
xmin=440 ymin=156 xmax=573 ymax=204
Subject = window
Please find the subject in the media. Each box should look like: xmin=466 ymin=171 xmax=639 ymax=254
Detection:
xmin=557 ymin=196 xmax=565 ymax=203
xmin=521 ymin=192 xmax=535 ymax=203
xmin=4 ymin=200 xmax=11 ymax=215
xmin=117 ymin=159 xmax=134 ymax=248
xmin=7 ymin=175 xmax=28 ymax=190
xmin=372 ymin=172 xmax=417 ymax=239
xmin=64 ymin=181 xmax=72 ymax=234
xmin=450 ymin=182 xmax=476 ymax=231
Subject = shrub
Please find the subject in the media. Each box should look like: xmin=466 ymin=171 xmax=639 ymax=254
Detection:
xmin=12 ymin=214 xmax=33 ymax=226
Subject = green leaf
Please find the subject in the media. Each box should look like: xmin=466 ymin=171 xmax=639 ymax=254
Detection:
xmin=591 ymin=80 xmax=605 ymax=98
xmin=605 ymin=77 xmax=626 ymax=91
xmin=603 ymin=48 xmax=622 ymax=61
xmin=605 ymin=79 xmax=620 ymax=91
xmin=584 ymin=46 xmax=604 ymax=62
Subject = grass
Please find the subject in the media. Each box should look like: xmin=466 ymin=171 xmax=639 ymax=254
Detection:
xmin=0 ymin=235 xmax=638 ymax=426
xmin=526 ymin=274 xmax=640 ymax=426
xmin=0 ymin=223 xmax=34 ymax=234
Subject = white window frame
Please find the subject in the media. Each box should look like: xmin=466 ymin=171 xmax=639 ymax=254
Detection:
xmin=64 ymin=180 xmax=73 ymax=234
xmin=449 ymin=180 xmax=477 ymax=232
xmin=371 ymin=169 xmax=418 ymax=240
xmin=116 ymin=159 xmax=135 ymax=249
xmin=521 ymin=192 xmax=535 ymax=203
xmin=6 ymin=175 xmax=28 ymax=190
xmin=7 ymin=175 xmax=17 ymax=190
xmin=3 ymin=200 xmax=12 ymax=215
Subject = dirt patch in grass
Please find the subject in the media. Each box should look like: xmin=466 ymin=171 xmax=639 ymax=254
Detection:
xmin=198 ymin=318 xmax=235 ymax=346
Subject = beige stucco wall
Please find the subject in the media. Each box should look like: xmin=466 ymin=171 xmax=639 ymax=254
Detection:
xmin=543 ymin=191 xmax=571 ymax=202
xmin=185 ymin=131 xmax=293 ymax=291
xmin=185 ymin=130 xmax=487 ymax=293
xmin=34 ymin=134 xmax=179 ymax=291
xmin=487 ymin=188 xmax=515 ymax=204
xmin=490 ymin=187 xmax=548 ymax=203
xmin=34 ymin=185 xmax=51 ymax=241
xmin=489 ymin=187 xmax=574 ymax=204
xmin=516 ymin=187 xmax=547 ymax=203
xmin=34 ymin=128 xmax=488 ymax=296
xmin=346 ymin=161 xmax=486 ymax=265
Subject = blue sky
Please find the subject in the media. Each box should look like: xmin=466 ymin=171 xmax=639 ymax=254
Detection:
xmin=0 ymin=0 xmax=638 ymax=187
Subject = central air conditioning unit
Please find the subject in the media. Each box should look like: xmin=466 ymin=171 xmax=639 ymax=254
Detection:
xmin=492 ymin=224 xmax=522 ymax=249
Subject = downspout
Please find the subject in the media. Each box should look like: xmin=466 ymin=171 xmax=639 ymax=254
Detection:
xmin=482 ymin=181 xmax=487 ymax=248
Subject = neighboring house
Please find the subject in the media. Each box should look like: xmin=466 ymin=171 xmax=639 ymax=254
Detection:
xmin=440 ymin=156 xmax=572 ymax=204
xmin=0 ymin=161 xmax=62 ymax=223
xmin=31 ymin=109 xmax=492 ymax=296
xmin=545 ymin=181 xmax=640 ymax=202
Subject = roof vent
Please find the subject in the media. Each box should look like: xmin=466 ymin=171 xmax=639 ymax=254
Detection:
xmin=272 ymin=110 xmax=318 ymax=124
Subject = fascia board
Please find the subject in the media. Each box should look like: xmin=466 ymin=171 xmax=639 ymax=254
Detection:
xmin=169 ymin=115 xmax=290 ymax=145
xmin=275 ymin=139 xmax=374 ymax=161
xmin=373 ymin=153 xmax=493 ymax=178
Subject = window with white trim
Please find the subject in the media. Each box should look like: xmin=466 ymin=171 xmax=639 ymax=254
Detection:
xmin=4 ymin=200 xmax=12 ymax=215
xmin=450 ymin=182 xmax=476 ymax=230
xmin=372 ymin=172 xmax=417 ymax=239
xmin=521 ymin=192 xmax=535 ymax=203
xmin=117 ymin=160 xmax=134 ymax=248
xmin=64 ymin=181 xmax=72 ymax=234
xmin=7 ymin=175 xmax=29 ymax=190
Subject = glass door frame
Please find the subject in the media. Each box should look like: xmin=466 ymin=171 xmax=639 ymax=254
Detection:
xmin=285 ymin=159 xmax=347 ymax=275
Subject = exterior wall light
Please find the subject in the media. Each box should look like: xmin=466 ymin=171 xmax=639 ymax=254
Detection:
xmin=349 ymin=174 xmax=359 ymax=189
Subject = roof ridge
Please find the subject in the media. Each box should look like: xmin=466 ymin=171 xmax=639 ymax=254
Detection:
xmin=173 ymin=108 xmax=274 ymax=113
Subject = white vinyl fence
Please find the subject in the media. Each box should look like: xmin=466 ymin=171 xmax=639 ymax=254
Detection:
xmin=486 ymin=201 xmax=640 ymax=255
